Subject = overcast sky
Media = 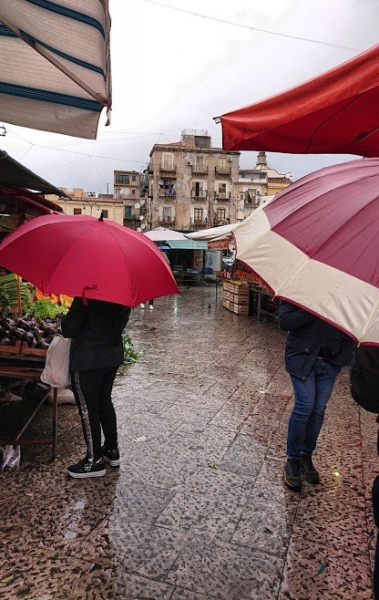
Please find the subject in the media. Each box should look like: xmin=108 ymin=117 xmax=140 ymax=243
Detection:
xmin=1 ymin=0 xmax=377 ymax=193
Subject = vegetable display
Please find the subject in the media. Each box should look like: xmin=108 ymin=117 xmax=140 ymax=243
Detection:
xmin=0 ymin=314 xmax=64 ymax=349
xmin=0 ymin=273 xmax=33 ymax=315
xmin=0 ymin=279 xmax=139 ymax=368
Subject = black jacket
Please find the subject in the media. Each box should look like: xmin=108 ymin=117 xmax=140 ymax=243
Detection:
xmin=278 ymin=300 xmax=355 ymax=380
xmin=350 ymin=345 xmax=379 ymax=413
xmin=61 ymin=297 xmax=131 ymax=372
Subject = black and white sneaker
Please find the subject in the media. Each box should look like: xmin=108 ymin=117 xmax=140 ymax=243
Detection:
xmin=68 ymin=457 xmax=106 ymax=479
xmin=101 ymin=446 xmax=120 ymax=467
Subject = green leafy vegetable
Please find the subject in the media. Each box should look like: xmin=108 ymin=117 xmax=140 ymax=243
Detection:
xmin=117 ymin=332 xmax=141 ymax=375
xmin=27 ymin=300 xmax=68 ymax=319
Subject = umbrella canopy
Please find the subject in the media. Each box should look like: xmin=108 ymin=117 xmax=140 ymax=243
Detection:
xmin=217 ymin=44 xmax=379 ymax=157
xmin=144 ymin=228 xmax=189 ymax=241
xmin=0 ymin=0 xmax=111 ymax=139
xmin=233 ymin=157 xmax=379 ymax=344
xmin=186 ymin=223 xmax=239 ymax=241
xmin=0 ymin=214 xmax=179 ymax=307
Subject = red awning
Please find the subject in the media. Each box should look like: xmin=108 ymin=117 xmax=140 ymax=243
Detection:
xmin=0 ymin=184 xmax=63 ymax=219
xmin=208 ymin=239 xmax=230 ymax=250
xmin=217 ymin=44 xmax=379 ymax=157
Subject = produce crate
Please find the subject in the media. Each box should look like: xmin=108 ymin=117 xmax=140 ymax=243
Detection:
xmin=20 ymin=342 xmax=48 ymax=358
xmin=222 ymin=280 xmax=249 ymax=315
xmin=0 ymin=340 xmax=22 ymax=355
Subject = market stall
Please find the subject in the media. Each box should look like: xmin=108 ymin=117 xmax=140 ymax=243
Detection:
xmin=0 ymin=151 xmax=70 ymax=463
xmin=220 ymin=265 xmax=279 ymax=322
xmin=0 ymin=353 xmax=58 ymax=460
xmin=165 ymin=239 xmax=207 ymax=285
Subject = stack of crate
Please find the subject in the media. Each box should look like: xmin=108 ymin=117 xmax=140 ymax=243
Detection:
xmin=222 ymin=279 xmax=249 ymax=315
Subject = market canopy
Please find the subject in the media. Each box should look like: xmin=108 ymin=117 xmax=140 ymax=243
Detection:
xmin=144 ymin=228 xmax=190 ymax=242
xmin=216 ymin=44 xmax=379 ymax=157
xmin=0 ymin=150 xmax=66 ymax=230
xmin=0 ymin=185 xmax=64 ymax=224
xmin=186 ymin=223 xmax=239 ymax=241
xmin=0 ymin=0 xmax=112 ymax=139
xmin=167 ymin=240 xmax=207 ymax=250
xmin=0 ymin=151 xmax=69 ymax=197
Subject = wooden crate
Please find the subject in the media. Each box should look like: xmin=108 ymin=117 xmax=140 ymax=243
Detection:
xmin=222 ymin=280 xmax=249 ymax=315
xmin=20 ymin=342 xmax=48 ymax=358
xmin=222 ymin=298 xmax=249 ymax=315
xmin=0 ymin=340 xmax=22 ymax=355
xmin=223 ymin=281 xmax=249 ymax=295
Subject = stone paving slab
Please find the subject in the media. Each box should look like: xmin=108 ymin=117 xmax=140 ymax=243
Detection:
xmin=0 ymin=286 xmax=378 ymax=599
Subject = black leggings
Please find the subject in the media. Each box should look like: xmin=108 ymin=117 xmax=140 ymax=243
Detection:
xmin=71 ymin=367 xmax=118 ymax=462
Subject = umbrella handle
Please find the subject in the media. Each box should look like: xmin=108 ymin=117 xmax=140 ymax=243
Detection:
xmin=82 ymin=285 xmax=97 ymax=305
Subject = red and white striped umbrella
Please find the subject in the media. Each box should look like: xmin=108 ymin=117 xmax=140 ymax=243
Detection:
xmin=233 ymin=157 xmax=379 ymax=344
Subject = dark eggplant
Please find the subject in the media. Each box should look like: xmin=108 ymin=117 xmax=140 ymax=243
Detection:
xmin=0 ymin=318 xmax=11 ymax=331
xmin=9 ymin=328 xmax=25 ymax=340
xmin=36 ymin=340 xmax=50 ymax=349
xmin=31 ymin=328 xmax=44 ymax=337
xmin=23 ymin=331 xmax=36 ymax=346
xmin=43 ymin=326 xmax=58 ymax=336
xmin=17 ymin=318 xmax=31 ymax=331
xmin=0 ymin=337 xmax=11 ymax=345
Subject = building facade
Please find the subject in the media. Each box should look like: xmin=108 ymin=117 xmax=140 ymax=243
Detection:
xmin=113 ymin=170 xmax=147 ymax=230
xmin=48 ymin=188 xmax=124 ymax=225
xmin=236 ymin=152 xmax=292 ymax=218
xmin=143 ymin=130 xmax=240 ymax=231
xmin=139 ymin=133 xmax=292 ymax=231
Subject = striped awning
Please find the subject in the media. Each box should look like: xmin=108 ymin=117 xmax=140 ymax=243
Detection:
xmin=0 ymin=0 xmax=111 ymax=139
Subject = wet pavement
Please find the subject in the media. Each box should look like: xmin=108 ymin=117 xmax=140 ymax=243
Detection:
xmin=0 ymin=284 xmax=378 ymax=600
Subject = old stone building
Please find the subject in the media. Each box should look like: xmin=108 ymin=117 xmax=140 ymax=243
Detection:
xmin=144 ymin=130 xmax=240 ymax=231
xmin=236 ymin=152 xmax=292 ymax=218
xmin=138 ymin=133 xmax=292 ymax=231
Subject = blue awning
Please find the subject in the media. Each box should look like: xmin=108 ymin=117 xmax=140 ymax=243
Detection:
xmin=167 ymin=240 xmax=207 ymax=250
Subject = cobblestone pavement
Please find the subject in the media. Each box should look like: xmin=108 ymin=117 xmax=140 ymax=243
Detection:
xmin=0 ymin=285 xmax=378 ymax=600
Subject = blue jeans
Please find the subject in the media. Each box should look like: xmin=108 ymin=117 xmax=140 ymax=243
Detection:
xmin=287 ymin=358 xmax=341 ymax=460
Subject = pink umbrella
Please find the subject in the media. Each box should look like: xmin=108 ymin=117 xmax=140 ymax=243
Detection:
xmin=0 ymin=213 xmax=179 ymax=307
xmin=233 ymin=157 xmax=379 ymax=344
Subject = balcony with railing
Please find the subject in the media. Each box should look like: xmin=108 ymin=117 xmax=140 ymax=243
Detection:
xmin=191 ymin=165 xmax=208 ymax=176
xmin=214 ymin=192 xmax=231 ymax=200
xmin=189 ymin=217 xmax=208 ymax=230
xmin=244 ymin=198 xmax=260 ymax=208
xmin=158 ymin=189 xmax=176 ymax=199
xmin=158 ymin=217 xmax=175 ymax=227
xmin=215 ymin=166 xmax=232 ymax=177
xmin=191 ymin=191 xmax=207 ymax=202
xmin=159 ymin=163 xmax=177 ymax=176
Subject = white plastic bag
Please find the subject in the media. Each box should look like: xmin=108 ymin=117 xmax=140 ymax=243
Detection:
xmin=1 ymin=445 xmax=21 ymax=469
xmin=41 ymin=335 xmax=71 ymax=388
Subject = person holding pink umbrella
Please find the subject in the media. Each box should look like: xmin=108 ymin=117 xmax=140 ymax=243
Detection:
xmin=62 ymin=297 xmax=131 ymax=479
